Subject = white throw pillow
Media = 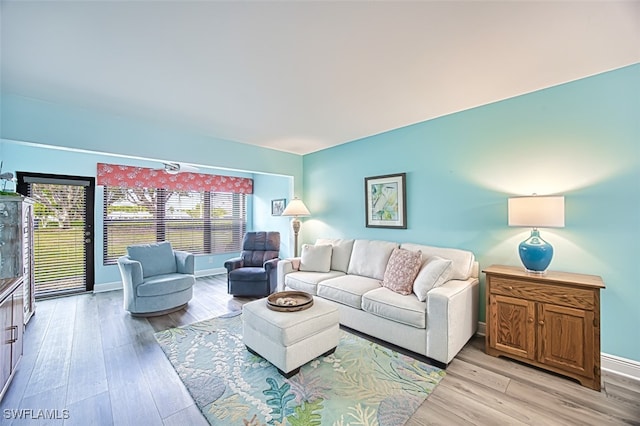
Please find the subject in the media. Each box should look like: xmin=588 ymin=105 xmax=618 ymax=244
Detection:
xmin=316 ymin=238 xmax=354 ymax=273
xmin=401 ymin=243 xmax=474 ymax=280
xmin=299 ymin=244 xmax=333 ymax=273
xmin=413 ymin=256 xmax=453 ymax=301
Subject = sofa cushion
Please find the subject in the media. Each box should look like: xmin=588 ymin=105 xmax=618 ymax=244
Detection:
xmin=401 ymin=243 xmax=475 ymax=280
xmin=362 ymin=287 xmax=427 ymax=329
xmin=284 ymin=271 xmax=345 ymax=295
xmin=413 ymin=256 xmax=453 ymax=302
xmin=315 ymin=238 xmax=354 ymax=273
xmin=317 ymin=275 xmax=381 ymax=309
xmin=127 ymin=241 xmax=177 ymax=278
xmin=382 ymin=248 xmax=422 ymax=295
xmin=136 ymin=273 xmax=194 ymax=297
xmin=347 ymin=240 xmax=399 ymax=280
xmin=299 ymin=244 xmax=332 ymax=273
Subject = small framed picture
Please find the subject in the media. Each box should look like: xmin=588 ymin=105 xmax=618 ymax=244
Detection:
xmin=365 ymin=173 xmax=407 ymax=229
xmin=271 ymin=198 xmax=286 ymax=216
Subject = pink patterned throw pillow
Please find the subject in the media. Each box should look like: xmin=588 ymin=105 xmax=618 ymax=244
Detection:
xmin=382 ymin=248 xmax=422 ymax=295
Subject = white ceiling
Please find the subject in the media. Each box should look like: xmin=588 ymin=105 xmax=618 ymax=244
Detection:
xmin=2 ymin=1 xmax=639 ymax=155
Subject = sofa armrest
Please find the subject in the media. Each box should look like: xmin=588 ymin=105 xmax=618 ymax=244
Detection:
xmin=174 ymin=250 xmax=195 ymax=274
xmin=276 ymin=257 xmax=301 ymax=292
xmin=426 ymin=277 xmax=479 ymax=364
xmin=264 ymin=258 xmax=280 ymax=293
xmin=224 ymin=257 xmax=244 ymax=273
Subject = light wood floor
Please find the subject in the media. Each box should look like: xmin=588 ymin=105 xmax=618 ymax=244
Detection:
xmin=1 ymin=275 xmax=638 ymax=425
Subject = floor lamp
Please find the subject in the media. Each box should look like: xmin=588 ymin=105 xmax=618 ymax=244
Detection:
xmin=281 ymin=198 xmax=311 ymax=257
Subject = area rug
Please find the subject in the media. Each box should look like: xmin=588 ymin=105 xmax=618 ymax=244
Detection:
xmin=154 ymin=312 xmax=445 ymax=425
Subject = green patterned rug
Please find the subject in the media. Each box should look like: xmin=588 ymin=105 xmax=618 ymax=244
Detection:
xmin=154 ymin=312 xmax=445 ymax=425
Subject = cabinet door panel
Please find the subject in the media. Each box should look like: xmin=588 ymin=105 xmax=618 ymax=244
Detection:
xmin=0 ymin=296 xmax=12 ymax=389
xmin=538 ymin=303 xmax=594 ymax=378
xmin=490 ymin=294 xmax=536 ymax=360
xmin=11 ymin=284 xmax=24 ymax=371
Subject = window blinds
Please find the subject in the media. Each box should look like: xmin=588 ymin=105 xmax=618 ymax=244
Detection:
xmin=103 ymin=187 xmax=247 ymax=264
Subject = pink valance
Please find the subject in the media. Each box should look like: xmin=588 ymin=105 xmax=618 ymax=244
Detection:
xmin=97 ymin=163 xmax=253 ymax=194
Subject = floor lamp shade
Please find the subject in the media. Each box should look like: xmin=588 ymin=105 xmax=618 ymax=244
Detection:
xmin=281 ymin=198 xmax=311 ymax=257
xmin=508 ymin=196 xmax=565 ymax=273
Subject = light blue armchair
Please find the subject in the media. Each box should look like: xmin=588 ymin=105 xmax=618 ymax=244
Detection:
xmin=117 ymin=241 xmax=195 ymax=316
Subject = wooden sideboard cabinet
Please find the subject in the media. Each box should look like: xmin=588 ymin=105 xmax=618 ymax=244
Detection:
xmin=0 ymin=277 xmax=24 ymax=401
xmin=483 ymin=264 xmax=605 ymax=391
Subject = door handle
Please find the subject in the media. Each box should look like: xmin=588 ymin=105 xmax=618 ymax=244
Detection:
xmin=8 ymin=325 xmax=17 ymax=343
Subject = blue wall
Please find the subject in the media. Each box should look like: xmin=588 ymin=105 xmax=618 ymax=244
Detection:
xmin=302 ymin=64 xmax=640 ymax=362
xmin=252 ymin=173 xmax=296 ymax=257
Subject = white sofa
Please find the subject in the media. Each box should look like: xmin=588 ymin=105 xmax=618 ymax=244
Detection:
xmin=277 ymin=239 xmax=479 ymax=365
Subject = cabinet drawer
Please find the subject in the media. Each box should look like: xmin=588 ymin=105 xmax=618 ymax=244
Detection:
xmin=490 ymin=277 xmax=595 ymax=310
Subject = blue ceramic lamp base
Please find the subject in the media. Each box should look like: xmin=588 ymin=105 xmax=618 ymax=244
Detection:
xmin=518 ymin=229 xmax=553 ymax=274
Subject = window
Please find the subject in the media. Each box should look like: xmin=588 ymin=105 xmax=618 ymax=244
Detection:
xmin=97 ymin=163 xmax=252 ymax=265
xmin=103 ymin=187 xmax=247 ymax=264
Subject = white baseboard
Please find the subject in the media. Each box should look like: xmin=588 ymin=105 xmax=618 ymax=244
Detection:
xmin=602 ymin=353 xmax=640 ymax=381
xmin=195 ymin=267 xmax=226 ymax=278
xmin=93 ymin=281 xmax=122 ymax=293
xmin=475 ymin=321 xmax=640 ymax=382
xmin=93 ymin=268 xmax=226 ymax=294
xmin=477 ymin=321 xmax=486 ymax=336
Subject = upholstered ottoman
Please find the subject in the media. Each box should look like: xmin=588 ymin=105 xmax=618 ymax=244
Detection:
xmin=242 ymin=296 xmax=340 ymax=378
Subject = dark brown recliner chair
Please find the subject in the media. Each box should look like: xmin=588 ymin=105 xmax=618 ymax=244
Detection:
xmin=224 ymin=231 xmax=280 ymax=297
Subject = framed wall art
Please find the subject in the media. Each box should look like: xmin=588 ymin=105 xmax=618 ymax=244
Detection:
xmin=271 ymin=198 xmax=286 ymax=216
xmin=364 ymin=173 xmax=406 ymax=229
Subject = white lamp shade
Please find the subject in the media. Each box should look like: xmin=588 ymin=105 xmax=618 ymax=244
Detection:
xmin=508 ymin=196 xmax=565 ymax=228
xmin=281 ymin=198 xmax=310 ymax=217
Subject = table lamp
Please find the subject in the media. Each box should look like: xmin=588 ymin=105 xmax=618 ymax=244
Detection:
xmin=508 ymin=195 xmax=565 ymax=274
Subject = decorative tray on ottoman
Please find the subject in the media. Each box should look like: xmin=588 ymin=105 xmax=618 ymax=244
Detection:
xmin=267 ymin=291 xmax=314 ymax=312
